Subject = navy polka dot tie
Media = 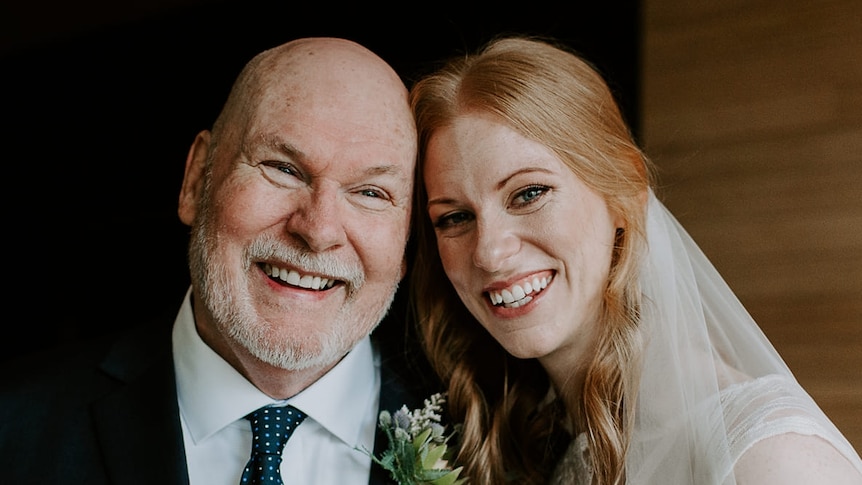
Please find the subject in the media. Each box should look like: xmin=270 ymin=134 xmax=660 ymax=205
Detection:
xmin=241 ymin=405 xmax=307 ymax=485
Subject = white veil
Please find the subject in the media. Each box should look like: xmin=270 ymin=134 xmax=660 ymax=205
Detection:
xmin=625 ymin=191 xmax=862 ymax=483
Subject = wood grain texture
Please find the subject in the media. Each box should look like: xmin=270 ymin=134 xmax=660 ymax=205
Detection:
xmin=641 ymin=0 xmax=862 ymax=452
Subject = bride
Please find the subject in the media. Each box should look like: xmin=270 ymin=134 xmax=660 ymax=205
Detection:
xmin=407 ymin=35 xmax=862 ymax=484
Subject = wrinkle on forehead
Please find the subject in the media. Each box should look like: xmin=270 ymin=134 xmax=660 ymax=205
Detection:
xmin=213 ymin=37 xmax=416 ymax=172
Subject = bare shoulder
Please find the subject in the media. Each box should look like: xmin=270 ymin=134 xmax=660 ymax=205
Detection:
xmin=734 ymin=432 xmax=862 ymax=484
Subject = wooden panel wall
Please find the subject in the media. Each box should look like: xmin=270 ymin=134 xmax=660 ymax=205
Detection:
xmin=641 ymin=0 xmax=862 ymax=451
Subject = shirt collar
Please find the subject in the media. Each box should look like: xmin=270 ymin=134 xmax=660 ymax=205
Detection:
xmin=173 ymin=288 xmax=379 ymax=447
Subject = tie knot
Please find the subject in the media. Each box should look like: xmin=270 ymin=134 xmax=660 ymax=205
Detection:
xmin=245 ymin=405 xmax=307 ymax=456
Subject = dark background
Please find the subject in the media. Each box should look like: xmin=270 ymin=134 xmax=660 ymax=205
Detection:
xmin=1 ymin=1 xmax=640 ymax=360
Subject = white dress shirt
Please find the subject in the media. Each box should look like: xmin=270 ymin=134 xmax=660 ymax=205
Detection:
xmin=172 ymin=289 xmax=381 ymax=485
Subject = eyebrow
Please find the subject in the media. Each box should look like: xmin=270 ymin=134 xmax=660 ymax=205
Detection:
xmin=426 ymin=196 xmax=455 ymax=209
xmin=496 ymin=166 xmax=556 ymax=190
xmin=427 ymin=166 xmax=555 ymax=209
xmin=363 ymin=164 xmax=406 ymax=177
xmin=253 ymin=134 xmax=305 ymax=161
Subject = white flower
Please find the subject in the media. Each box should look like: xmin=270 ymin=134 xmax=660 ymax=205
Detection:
xmin=359 ymin=392 xmax=466 ymax=485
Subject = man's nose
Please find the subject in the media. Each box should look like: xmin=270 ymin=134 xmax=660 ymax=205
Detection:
xmin=285 ymin=187 xmax=347 ymax=252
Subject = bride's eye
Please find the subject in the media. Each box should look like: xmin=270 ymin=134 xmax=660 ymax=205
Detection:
xmin=511 ymin=185 xmax=549 ymax=208
xmin=433 ymin=210 xmax=473 ymax=229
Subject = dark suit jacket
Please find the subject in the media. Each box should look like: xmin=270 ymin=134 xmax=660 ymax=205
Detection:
xmin=0 ymin=304 xmax=439 ymax=485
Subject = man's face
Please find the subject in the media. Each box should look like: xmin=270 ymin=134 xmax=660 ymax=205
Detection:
xmin=184 ymin=61 xmax=416 ymax=371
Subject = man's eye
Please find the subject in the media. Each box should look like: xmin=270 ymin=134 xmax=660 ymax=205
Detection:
xmin=350 ymin=186 xmax=396 ymax=211
xmin=265 ymin=161 xmax=300 ymax=177
xmin=360 ymin=188 xmax=384 ymax=198
xmin=355 ymin=186 xmax=394 ymax=203
xmin=258 ymin=161 xmax=303 ymax=187
xmin=276 ymin=165 xmax=298 ymax=176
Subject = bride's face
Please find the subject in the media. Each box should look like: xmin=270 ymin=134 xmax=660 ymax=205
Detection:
xmin=423 ymin=112 xmax=621 ymax=366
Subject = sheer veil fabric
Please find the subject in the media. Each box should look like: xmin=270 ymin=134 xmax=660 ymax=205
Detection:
xmin=583 ymin=192 xmax=862 ymax=483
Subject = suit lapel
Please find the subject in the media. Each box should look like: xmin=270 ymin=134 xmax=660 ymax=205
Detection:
xmin=368 ymin=353 xmax=404 ymax=485
xmin=92 ymin=318 xmax=190 ymax=485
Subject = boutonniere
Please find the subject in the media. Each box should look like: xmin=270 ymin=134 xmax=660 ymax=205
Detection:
xmin=362 ymin=392 xmax=466 ymax=485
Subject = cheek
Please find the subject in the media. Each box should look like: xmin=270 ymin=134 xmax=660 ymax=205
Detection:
xmin=217 ymin=206 xmax=278 ymax=248
xmin=565 ymin=226 xmax=616 ymax=290
xmin=351 ymin=217 xmax=410 ymax=278
xmin=213 ymin=176 xmax=282 ymax=234
xmin=436 ymin=237 xmax=470 ymax=288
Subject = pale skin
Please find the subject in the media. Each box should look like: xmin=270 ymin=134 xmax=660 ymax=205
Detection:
xmin=423 ymin=111 xmax=621 ymax=410
xmin=177 ymin=38 xmax=417 ymax=399
xmin=423 ymin=112 xmax=862 ymax=483
xmin=735 ymin=433 xmax=862 ymax=484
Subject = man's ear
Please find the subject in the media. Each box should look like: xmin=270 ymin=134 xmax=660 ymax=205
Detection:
xmin=178 ymin=130 xmax=211 ymax=226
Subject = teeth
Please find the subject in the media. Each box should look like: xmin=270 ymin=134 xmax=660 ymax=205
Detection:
xmin=512 ymin=285 xmax=526 ymax=300
xmin=283 ymin=268 xmax=299 ymax=285
xmin=488 ymin=275 xmax=552 ymax=308
xmin=264 ymin=263 xmax=336 ymax=290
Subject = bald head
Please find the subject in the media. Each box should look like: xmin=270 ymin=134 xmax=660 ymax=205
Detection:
xmin=212 ymin=37 xmax=413 ymax=148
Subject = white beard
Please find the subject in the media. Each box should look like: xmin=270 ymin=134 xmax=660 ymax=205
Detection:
xmin=187 ymin=174 xmax=398 ymax=371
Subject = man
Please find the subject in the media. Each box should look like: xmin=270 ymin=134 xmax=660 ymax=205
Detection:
xmin=0 ymin=37 xmax=436 ymax=484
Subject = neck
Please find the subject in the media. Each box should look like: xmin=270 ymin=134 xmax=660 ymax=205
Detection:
xmin=540 ymin=336 xmax=602 ymax=429
xmin=235 ymin=359 xmax=336 ymax=400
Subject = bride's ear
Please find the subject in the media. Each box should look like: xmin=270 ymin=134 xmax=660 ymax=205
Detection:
xmin=636 ymin=187 xmax=649 ymax=209
xmin=613 ymin=188 xmax=649 ymax=233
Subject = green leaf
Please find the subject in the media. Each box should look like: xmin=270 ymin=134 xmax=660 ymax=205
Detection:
xmin=421 ymin=443 xmax=447 ymax=469
xmin=429 ymin=466 xmax=465 ymax=485
xmin=413 ymin=427 xmax=433 ymax=452
xmin=392 ymin=439 xmax=417 ymax=481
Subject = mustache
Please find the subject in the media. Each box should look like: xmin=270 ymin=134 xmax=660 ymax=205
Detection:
xmin=245 ymin=235 xmax=366 ymax=289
